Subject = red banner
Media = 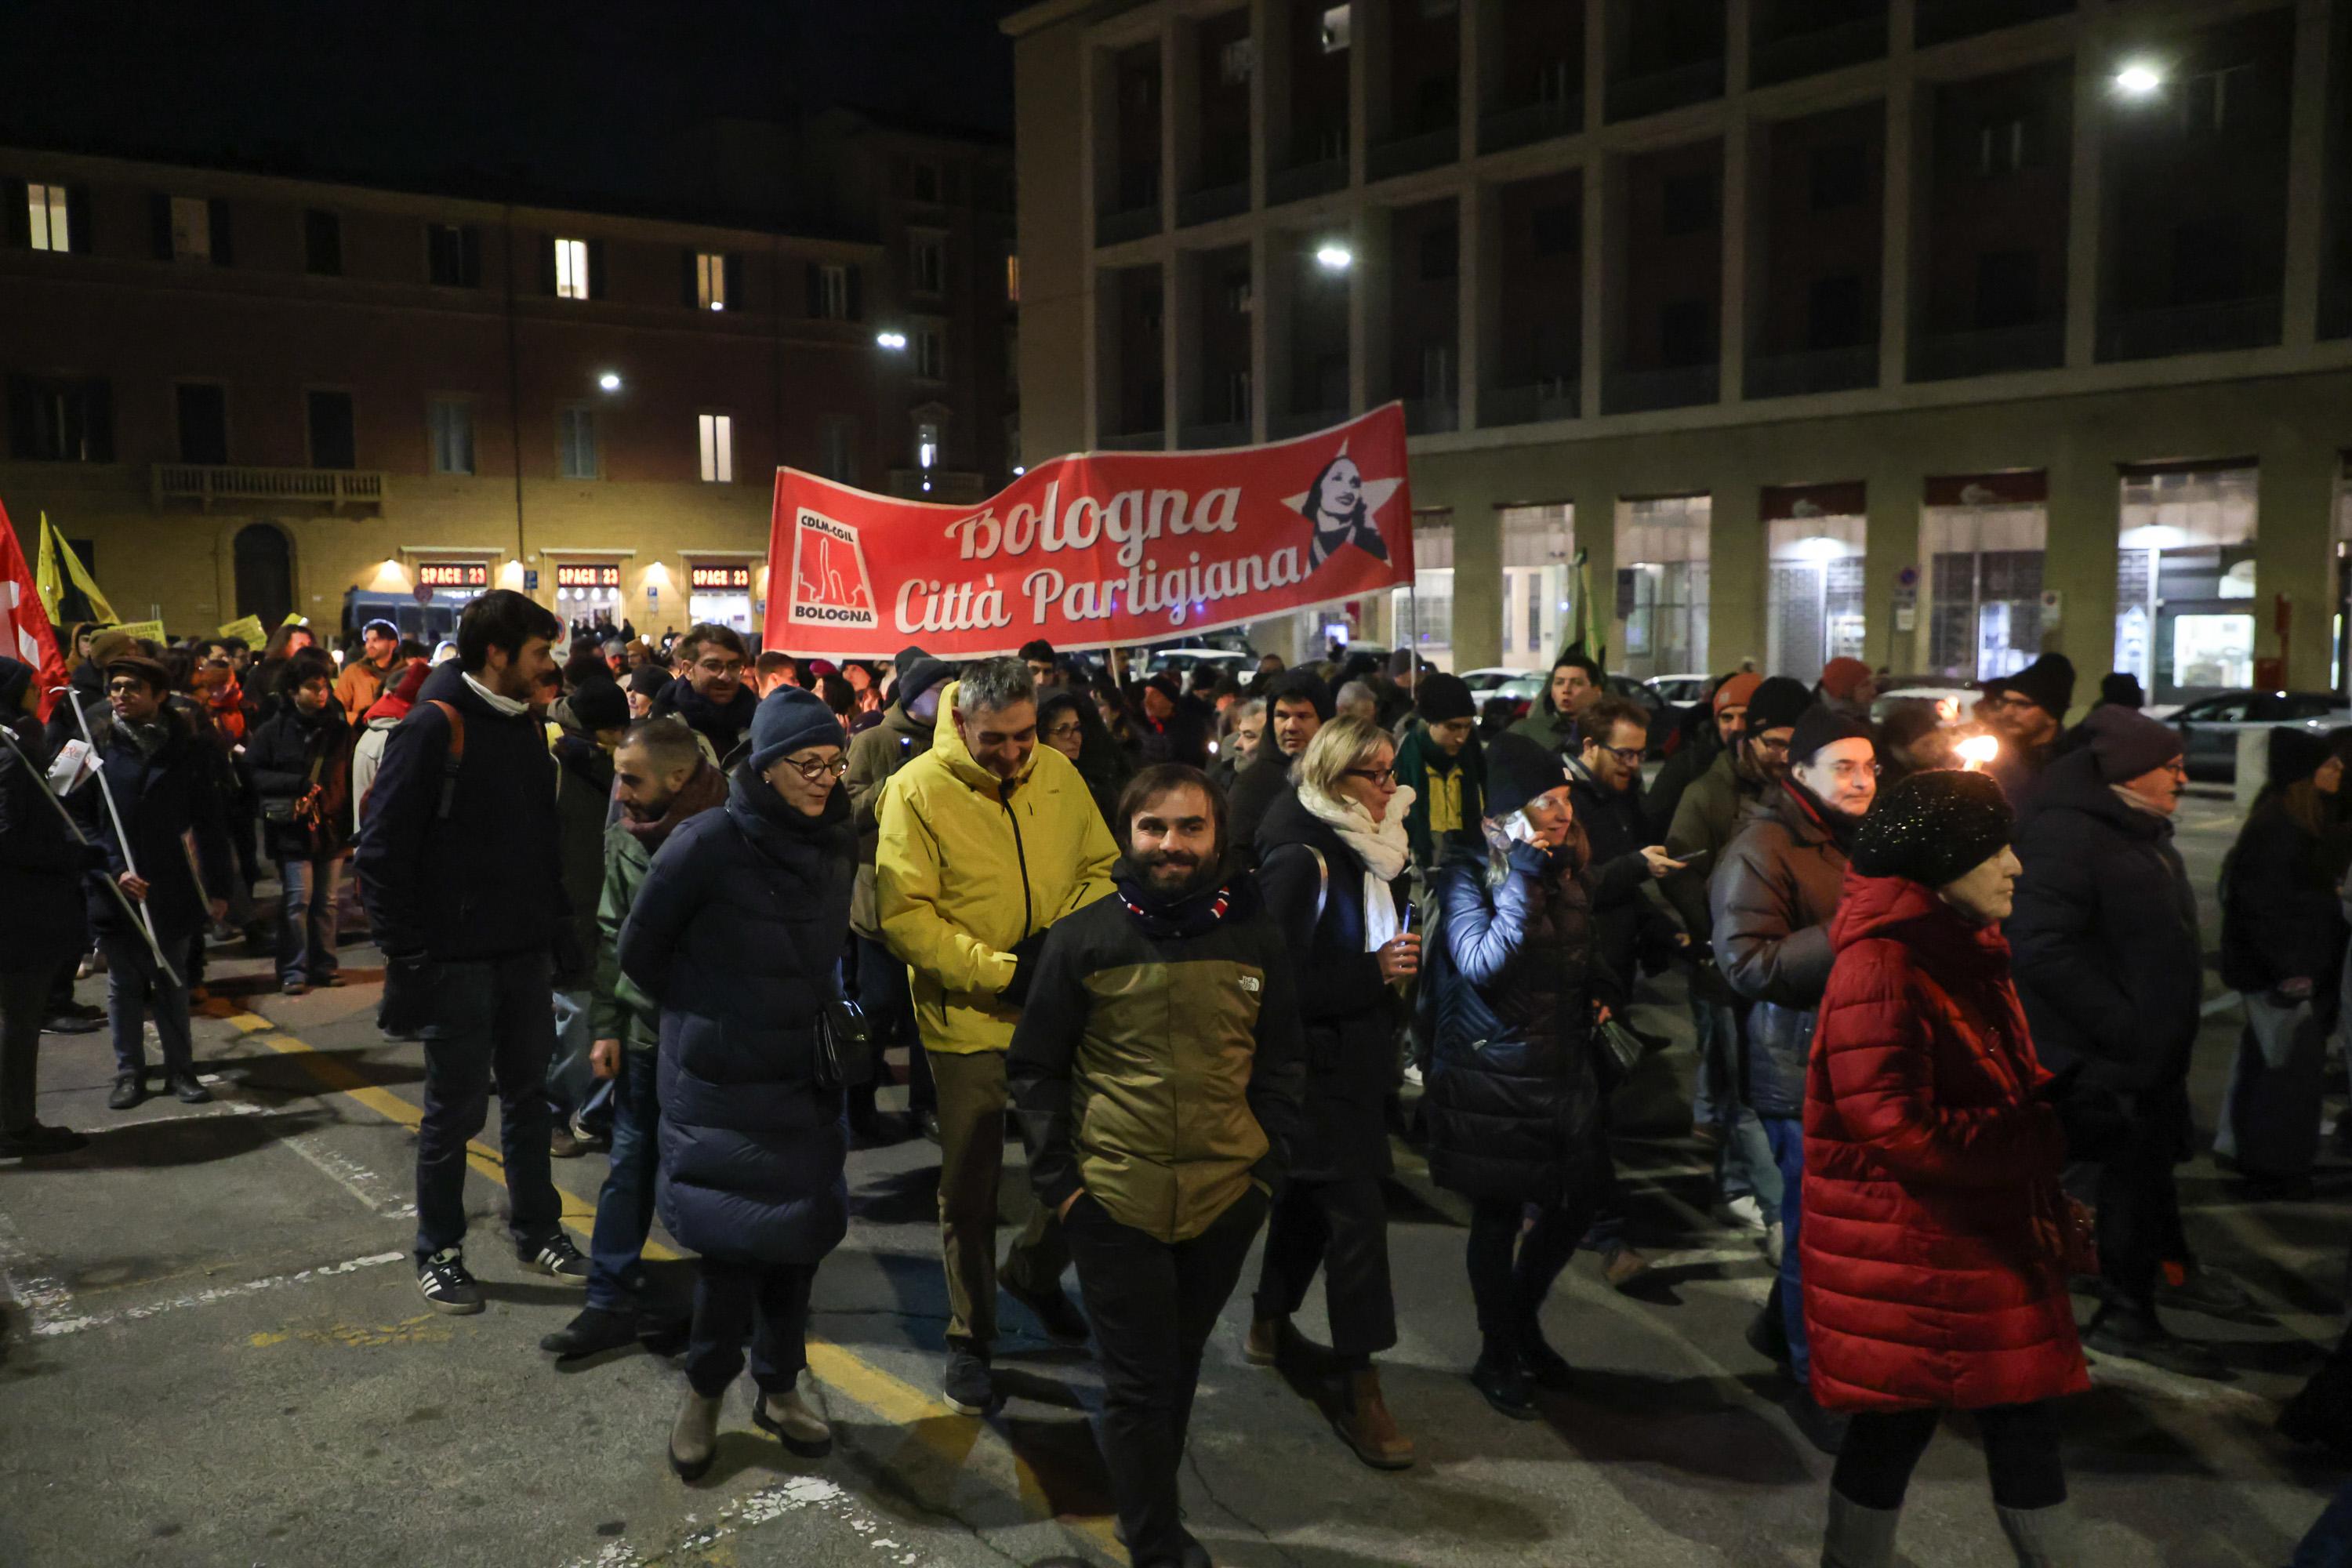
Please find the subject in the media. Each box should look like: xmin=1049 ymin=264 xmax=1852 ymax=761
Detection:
xmin=0 ymin=499 xmax=67 ymax=719
xmin=764 ymin=406 xmax=1414 ymax=658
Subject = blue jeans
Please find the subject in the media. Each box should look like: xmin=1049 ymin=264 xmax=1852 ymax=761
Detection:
xmin=274 ymin=853 xmax=341 ymax=985
xmin=587 ymin=1047 xmax=661 ymax=1311
xmin=1694 ymin=999 xmax=1784 ymax=1221
xmin=1763 ymin=1114 xmax=1809 ymax=1383
xmin=412 ymin=951 xmax=561 ymax=1264
xmin=546 ymin=987 xmax=612 ymax=1133
xmin=103 ymin=927 xmax=197 ymax=1080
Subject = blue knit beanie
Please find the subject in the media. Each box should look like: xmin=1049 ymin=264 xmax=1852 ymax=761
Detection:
xmin=750 ymin=686 xmax=846 ymax=774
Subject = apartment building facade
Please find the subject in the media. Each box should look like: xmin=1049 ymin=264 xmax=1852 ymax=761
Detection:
xmin=1007 ymin=0 xmax=2352 ymax=702
xmin=0 ymin=123 xmax=1018 ymax=641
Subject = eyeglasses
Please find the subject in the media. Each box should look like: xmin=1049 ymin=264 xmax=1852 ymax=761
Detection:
xmin=1044 ymin=722 xmax=1083 ymax=741
xmin=1592 ymin=744 xmax=1644 ymax=766
xmin=104 ymin=680 xmax=150 ymax=696
xmin=1824 ymin=760 xmax=1881 ymax=782
xmin=781 ymin=755 xmax=849 ymax=782
xmin=1752 ymin=735 xmax=1792 ymax=755
xmin=1344 ymin=766 xmax=1398 ymax=786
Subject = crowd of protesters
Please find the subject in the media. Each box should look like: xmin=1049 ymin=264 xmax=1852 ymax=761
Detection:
xmin=15 ymin=597 xmax=2352 ymax=1567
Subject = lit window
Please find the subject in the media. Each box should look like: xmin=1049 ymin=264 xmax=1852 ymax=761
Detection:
xmin=554 ymin=237 xmax=590 ymax=300
xmin=1319 ymin=4 xmax=1351 ymax=53
xmin=559 ymin=406 xmax=597 ymax=478
xmin=1219 ymin=38 xmax=1254 ymax=85
xmin=26 ymin=183 xmax=68 ymax=252
xmin=916 ymin=421 xmax=942 ymax=470
xmin=815 ymin=263 xmax=849 ymax=320
xmin=170 ymin=196 xmax=212 ymax=261
xmin=696 ymin=250 xmax=728 ymax=310
xmin=1005 ymin=253 xmax=1021 ymax=304
xmin=913 ymin=326 xmax=945 ymax=379
xmin=428 ymin=399 xmax=475 ymax=476
xmin=698 ymin=412 xmax=734 ymax=484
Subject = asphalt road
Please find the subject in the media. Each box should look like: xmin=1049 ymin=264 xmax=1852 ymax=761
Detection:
xmin=2 ymin=788 xmax=2347 ymax=1567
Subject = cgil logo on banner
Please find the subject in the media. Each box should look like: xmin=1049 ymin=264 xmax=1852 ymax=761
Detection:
xmin=787 ymin=510 xmax=878 ymax=630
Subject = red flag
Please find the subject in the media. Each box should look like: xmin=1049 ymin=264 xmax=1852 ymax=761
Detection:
xmin=0 ymin=497 xmax=68 ymax=720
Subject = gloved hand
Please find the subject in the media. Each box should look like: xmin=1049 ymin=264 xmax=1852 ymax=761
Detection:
xmin=378 ymin=954 xmax=434 ymax=1040
xmin=1506 ymin=840 xmax=1552 ymax=878
xmin=999 ymin=930 xmax=1049 ymax=1007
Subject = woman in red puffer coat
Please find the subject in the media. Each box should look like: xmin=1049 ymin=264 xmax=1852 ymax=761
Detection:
xmin=1803 ymin=770 xmax=2089 ymax=1568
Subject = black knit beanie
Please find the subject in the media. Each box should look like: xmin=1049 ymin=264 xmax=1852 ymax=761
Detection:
xmin=1744 ymin=676 xmax=1813 ymax=736
xmin=1789 ymin=703 xmax=1875 ymax=766
xmin=1414 ymin=672 xmax=1475 ymax=724
xmin=1851 ymin=770 xmax=2014 ymax=889
xmin=1483 ymin=732 xmax=1568 ymax=820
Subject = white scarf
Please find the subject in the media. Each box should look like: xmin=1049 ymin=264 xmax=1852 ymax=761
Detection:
xmin=1299 ymin=784 xmax=1415 ymax=951
xmin=462 ymin=672 xmax=528 ymax=717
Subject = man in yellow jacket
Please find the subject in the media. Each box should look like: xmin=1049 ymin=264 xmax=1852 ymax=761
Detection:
xmin=876 ymin=657 xmax=1119 ymax=1414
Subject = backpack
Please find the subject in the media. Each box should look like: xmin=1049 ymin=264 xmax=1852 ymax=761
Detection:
xmin=424 ymin=699 xmax=467 ymax=820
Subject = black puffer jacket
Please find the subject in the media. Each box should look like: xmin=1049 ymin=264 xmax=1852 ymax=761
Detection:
xmin=2220 ymin=787 xmax=2350 ymax=1003
xmin=1425 ymin=840 xmax=1611 ymax=1206
xmin=619 ymin=768 xmax=855 ymax=1266
xmin=1224 ymin=731 xmax=1299 ymax=872
xmin=246 ymin=702 xmax=352 ymax=860
xmin=0 ymin=662 xmax=93 ymax=969
xmin=2006 ymin=748 xmax=2202 ymax=1098
xmin=1256 ymin=788 xmax=1406 ymax=1181
xmin=1711 ymin=781 xmax=1851 ymax=1119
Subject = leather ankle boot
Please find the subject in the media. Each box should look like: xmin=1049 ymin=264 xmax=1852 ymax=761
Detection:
xmin=1331 ymin=1367 xmax=1414 ymax=1470
xmin=669 ymin=1388 xmax=722 ymax=1481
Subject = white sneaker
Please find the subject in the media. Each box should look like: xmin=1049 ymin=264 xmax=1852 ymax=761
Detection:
xmin=1722 ymin=1193 xmax=1766 ymax=1232
xmin=1762 ymin=1221 xmax=1784 ymax=1269
xmin=1401 ymin=1063 xmax=1424 ymax=1088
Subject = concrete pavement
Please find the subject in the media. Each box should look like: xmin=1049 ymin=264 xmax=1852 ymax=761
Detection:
xmin=1 ymin=789 xmax=2347 ymax=1566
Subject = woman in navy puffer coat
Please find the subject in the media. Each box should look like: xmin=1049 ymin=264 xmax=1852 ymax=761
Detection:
xmin=619 ymin=688 xmax=855 ymax=1480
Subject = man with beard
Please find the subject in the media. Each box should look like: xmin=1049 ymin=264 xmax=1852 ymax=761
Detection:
xmin=1223 ymin=670 xmax=1333 ymax=868
xmin=1714 ymin=702 xmax=1878 ymax=1456
xmin=543 ymin=717 xmax=728 ymax=1359
xmin=1666 ymin=674 xmax=1797 ymax=1245
xmin=651 ymin=623 xmax=757 ymax=768
xmin=1009 ymin=764 xmax=1303 ymax=1568
xmin=335 ymin=618 xmax=405 ymax=724
xmin=1979 ymin=652 xmax=2074 ymax=810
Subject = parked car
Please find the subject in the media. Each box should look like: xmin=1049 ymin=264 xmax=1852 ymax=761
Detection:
xmin=1144 ymin=645 xmax=1254 ymax=682
xmin=2168 ymin=690 xmax=2351 ymax=782
xmin=1646 ymin=673 xmax=1716 ymax=709
xmin=1871 ymin=677 xmax=1982 ymax=728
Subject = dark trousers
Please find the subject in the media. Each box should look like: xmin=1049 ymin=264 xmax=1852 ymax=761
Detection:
xmin=0 ymin=966 xmax=50 ymax=1135
xmin=2092 ymin=1094 xmax=2191 ymax=1312
xmin=587 ymin=1047 xmax=662 ymax=1310
xmin=1763 ymin=1113 xmax=1812 ymax=1382
xmin=687 ymin=1256 xmax=815 ymax=1397
xmin=855 ymin=933 xmax=932 ymax=1113
xmin=1066 ymin=1188 xmax=1269 ymax=1568
xmin=412 ymin=951 xmax=561 ymax=1264
xmin=1250 ymin=1173 xmax=1397 ymax=1362
xmin=1832 ymin=1402 xmax=2066 ymax=1512
xmin=1466 ymin=1167 xmax=1606 ymax=1343
xmin=103 ymin=927 xmax=197 ymax=1080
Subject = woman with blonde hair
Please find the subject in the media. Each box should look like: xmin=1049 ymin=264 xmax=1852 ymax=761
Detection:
xmin=1245 ymin=714 xmax=1421 ymax=1471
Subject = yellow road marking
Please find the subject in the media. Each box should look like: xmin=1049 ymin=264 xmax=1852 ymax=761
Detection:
xmin=220 ymin=1009 xmax=1123 ymax=1560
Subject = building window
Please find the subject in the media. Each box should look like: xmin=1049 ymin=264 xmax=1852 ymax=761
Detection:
xmin=1005 ymin=253 xmax=1021 ymax=304
xmin=427 ymin=223 xmax=481 ymax=287
xmin=1974 ymin=250 xmax=2038 ymax=330
xmin=1809 ymin=143 xmax=1867 ymax=211
xmin=916 ymin=421 xmax=942 ymax=470
xmin=304 ymin=209 xmax=343 ymax=276
xmin=811 ymin=262 xmax=853 ymax=320
xmin=25 ymin=182 xmax=71 ymax=252
xmin=2180 ymin=64 xmax=2256 ymax=137
xmin=1807 ymin=273 xmax=1867 ymax=349
xmin=913 ymin=325 xmax=946 ymax=379
xmin=695 ymin=250 xmax=728 ymax=310
xmin=428 ymin=398 xmax=475 ymax=475
xmin=169 ymin=194 xmax=212 ymax=261
xmin=698 ymin=412 xmax=734 ymax=484
xmin=822 ymin=416 xmax=858 ymax=484
xmin=911 ymin=238 xmax=945 ymax=295
xmin=554 ymin=236 xmax=591 ymax=300
xmin=1659 ymin=298 xmax=1714 ymax=366
xmin=1319 ymin=4 xmax=1351 ymax=53
xmin=911 ymin=162 xmax=940 ymax=202
xmin=5 ymin=376 xmax=112 ymax=463
xmin=558 ymin=407 xmax=598 ymax=479
xmin=1418 ymin=224 xmax=1457 ymax=281
xmin=1976 ymin=116 xmax=2029 ymax=176
xmin=1661 ymin=172 xmax=1715 ymax=237
xmin=1226 ymin=369 xmax=1253 ymax=423
xmin=1531 ymin=202 xmax=1579 ymax=257
xmin=176 ymin=383 xmax=228 ymax=465
xmin=1220 ymin=38 xmax=1255 ymax=85
xmin=307 ymin=390 xmax=356 ymax=470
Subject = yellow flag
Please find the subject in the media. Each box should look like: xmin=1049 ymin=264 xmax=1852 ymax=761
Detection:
xmin=35 ymin=515 xmax=117 ymax=626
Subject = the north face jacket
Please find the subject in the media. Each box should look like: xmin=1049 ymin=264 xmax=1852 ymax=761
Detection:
xmin=874 ymin=682 xmax=1120 ymax=1054
xmin=1008 ymin=873 xmax=1305 ymax=1243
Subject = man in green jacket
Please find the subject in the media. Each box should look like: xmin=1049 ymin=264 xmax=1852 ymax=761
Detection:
xmin=540 ymin=717 xmax=726 ymax=1360
xmin=1506 ymin=652 xmax=1603 ymax=758
xmin=1010 ymin=762 xmax=1304 ymax=1568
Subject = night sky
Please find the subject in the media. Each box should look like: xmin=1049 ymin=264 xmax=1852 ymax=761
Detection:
xmin=0 ymin=0 xmax=1022 ymax=216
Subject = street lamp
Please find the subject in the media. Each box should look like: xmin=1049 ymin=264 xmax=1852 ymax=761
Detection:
xmin=1314 ymin=243 xmax=1353 ymax=272
xmin=597 ymin=371 xmax=622 ymax=392
xmin=875 ymin=331 xmax=909 ymax=350
xmin=2113 ymin=61 xmax=2165 ymax=98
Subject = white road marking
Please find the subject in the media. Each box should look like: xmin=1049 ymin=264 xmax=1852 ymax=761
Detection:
xmin=32 ymin=1250 xmax=406 ymax=1338
xmin=556 ymin=1474 xmax=945 ymax=1568
xmin=0 ymin=1203 xmax=80 ymax=1332
xmin=87 ymin=1098 xmax=271 ymax=1131
xmin=276 ymin=1131 xmax=417 ymax=1221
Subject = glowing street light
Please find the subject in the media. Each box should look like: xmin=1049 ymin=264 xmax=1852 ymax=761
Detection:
xmin=2113 ymin=62 xmax=2165 ymax=97
xmin=1314 ymin=242 xmax=1353 ymax=272
xmin=875 ymin=330 xmax=909 ymax=350
xmin=1957 ymin=733 xmax=2000 ymax=771
xmin=597 ymin=371 xmax=622 ymax=392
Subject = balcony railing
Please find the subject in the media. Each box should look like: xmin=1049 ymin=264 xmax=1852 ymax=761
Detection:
xmin=1479 ymin=95 xmax=1584 ymax=154
xmin=1178 ymin=182 xmax=1250 ymax=228
xmin=1482 ymin=380 xmax=1581 ymax=426
xmin=1271 ymin=407 xmax=1349 ymax=440
xmin=2098 ymin=296 xmax=2282 ymax=363
xmin=1095 ymin=203 xmax=1162 ymax=247
xmin=151 ymin=463 xmax=385 ymax=514
xmin=1749 ymin=13 xmax=1887 ymax=86
xmin=1915 ymin=0 xmax=2071 ymax=48
xmin=1367 ymin=125 xmax=1458 ymax=183
xmin=1268 ymin=156 xmax=1348 ymax=207
xmin=1179 ymin=420 xmax=1252 ymax=450
xmin=1908 ymin=321 xmax=2065 ymax=383
xmin=1605 ymin=57 xmax=1725 ymax=125
xmin=1602 ymin=363 xmax=1719 ymax=416
xmin=1744 ymin=343 xmax=1880 ymax=400
xmin=1095 ymin=429 xmax=1167 ymax=452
